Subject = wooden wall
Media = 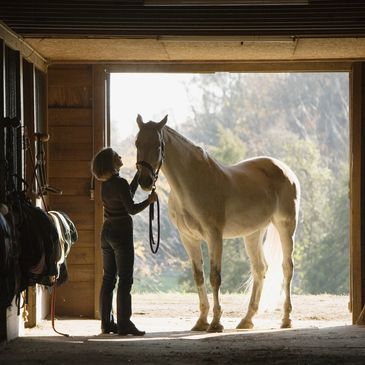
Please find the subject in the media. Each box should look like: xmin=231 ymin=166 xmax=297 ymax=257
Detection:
xmin=47 ymin=65 xmax=95 ymax=317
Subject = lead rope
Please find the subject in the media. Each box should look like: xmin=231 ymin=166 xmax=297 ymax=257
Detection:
xmin=139 ymin=137 xmax=165 ymax=255
xmin=149 ymin=186 xmax=160 ymax=254
xmin=51 ymin=282 xmax=70 ymax=337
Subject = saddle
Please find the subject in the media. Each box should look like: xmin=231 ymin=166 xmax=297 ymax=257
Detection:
xmin=0 ymin=191 xmax=78 ymax=310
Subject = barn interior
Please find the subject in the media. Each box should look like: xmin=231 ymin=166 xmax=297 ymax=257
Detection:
xmin=0 ymin=1 xmax=364 ymax=364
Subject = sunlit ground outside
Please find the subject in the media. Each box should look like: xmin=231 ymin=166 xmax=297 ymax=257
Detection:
xmin=26 ymin=293 xmax=351 ymax=338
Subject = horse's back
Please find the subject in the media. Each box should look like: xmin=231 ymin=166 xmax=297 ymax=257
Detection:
xmin=229 ymin=156 xmax=299 ymax=192
xmin=225 ymin=156 xmax=300 ymax=224
xmin=240 ymin=156 xmax=300 ymax=227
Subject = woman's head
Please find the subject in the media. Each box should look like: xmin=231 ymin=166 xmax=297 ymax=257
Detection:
xmin=91 ymin=147 xmax=122 ymax=181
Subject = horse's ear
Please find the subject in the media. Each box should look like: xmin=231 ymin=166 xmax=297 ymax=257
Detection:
xmin=136 ymin=114 xmax=144 ymax=129
xmin=158 ymin=115 xmax=168 ymax=130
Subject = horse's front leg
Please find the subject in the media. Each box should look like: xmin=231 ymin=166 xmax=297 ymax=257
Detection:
xmin=180 ymin=233 xmax=210 ymax=331
xmin=207 ymin=233 xmax=224 ymax=333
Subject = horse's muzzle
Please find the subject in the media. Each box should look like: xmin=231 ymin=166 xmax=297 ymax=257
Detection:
xmin=137 ymin=161 xmax=156 ymax=191
xmin=138 ymin=173 xmax=154 ymax=191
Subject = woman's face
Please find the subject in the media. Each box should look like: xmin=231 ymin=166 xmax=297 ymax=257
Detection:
xmin=113 ymin=152 xmax=123 ymax=170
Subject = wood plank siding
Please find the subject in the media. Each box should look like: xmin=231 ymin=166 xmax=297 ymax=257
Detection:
xmin=1 ymin=1 xmax=365 ymax=38
xmin=48 ymin=65 xmax=95 ymax=317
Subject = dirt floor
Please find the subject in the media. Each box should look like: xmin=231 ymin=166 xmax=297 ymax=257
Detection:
xmin=1 ymin=293 xmax=365 ymax=365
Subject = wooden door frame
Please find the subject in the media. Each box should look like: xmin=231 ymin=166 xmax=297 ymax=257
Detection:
xmin=92 ymin=61 xmax=364 ymax=323
xmin=92 ymin=65 xmax=107 ymax=319
xmin=350 ymin=63 xmax=365 ymax=323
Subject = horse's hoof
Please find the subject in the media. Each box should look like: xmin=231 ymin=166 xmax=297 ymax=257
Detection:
xmin=207 ymin=323 xmax=224 ymax=333
xmin=281 ymin=319 xmax=292 ymax=329
xmin=236 ymin=319 xmax=254 ymax=330
xmin=191 ymin=320 xmax=209 ymax=331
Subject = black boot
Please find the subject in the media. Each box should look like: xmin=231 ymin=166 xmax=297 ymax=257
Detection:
xmin=101 ymin=322 xmax=118 ymax=334
xmin=118 ymin=320 xmax=145 ymax=336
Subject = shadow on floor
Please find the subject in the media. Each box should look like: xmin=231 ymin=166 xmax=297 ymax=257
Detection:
xmin=1 ymin=323 xmax=365 ymax=365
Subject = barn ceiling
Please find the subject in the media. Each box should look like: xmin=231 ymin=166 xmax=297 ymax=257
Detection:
xmin=1 ymin=0 xmax=365 ymax=64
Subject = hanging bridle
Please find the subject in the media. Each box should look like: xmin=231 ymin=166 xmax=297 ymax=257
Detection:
xmin=136 ymin=133 xmax=165 ymax=254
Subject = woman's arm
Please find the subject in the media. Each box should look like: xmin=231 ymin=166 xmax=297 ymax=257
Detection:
xmin=129 ymin=171 xmax=140 ymax=197
xmin=120 ymin=178 xmax=150 ymax=215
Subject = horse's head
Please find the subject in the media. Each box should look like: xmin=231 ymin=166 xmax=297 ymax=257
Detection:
xmin=135 ymin=114 xmax=167 ymax=191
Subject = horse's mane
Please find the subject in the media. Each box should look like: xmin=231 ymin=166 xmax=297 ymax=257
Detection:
xmin=164 ymin=126 xmax=209 ymax=161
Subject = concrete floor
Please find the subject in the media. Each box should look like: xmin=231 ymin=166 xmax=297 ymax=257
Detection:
xmin=1 ymin=318 xmax=364 ymax=364
xmin=1 ymin=294 xmax=364 ymax=364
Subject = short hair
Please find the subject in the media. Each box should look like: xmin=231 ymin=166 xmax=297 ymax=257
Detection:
xmin=91 ymin=147 xmax=117 ymax=181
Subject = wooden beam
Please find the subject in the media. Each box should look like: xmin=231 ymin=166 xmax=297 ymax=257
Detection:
xmin=0 ymin=21 xmax=47 ymax=73
xmin=92 ymin=65 xmax=107 ymax=320
xmin=106 ymin=61 xmax=352 ymax=73
xmin=145 ymin=0 xmax=308 ymax=5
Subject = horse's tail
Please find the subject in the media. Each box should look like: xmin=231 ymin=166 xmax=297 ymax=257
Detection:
xmin=260 ymin=223 xmax=284 ymax=311
xmin=242 ymin=223 xmax=284 ymax=312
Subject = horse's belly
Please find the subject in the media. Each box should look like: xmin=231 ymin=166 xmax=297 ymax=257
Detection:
xmin=222 ymin=218 xmax=270 ymax=238
xmin=223 ymin=198 xmax=274 ymax=238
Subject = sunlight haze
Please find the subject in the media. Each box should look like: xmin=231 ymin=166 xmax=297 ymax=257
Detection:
xmin=110 ymin=73 xmax=196 ymax=140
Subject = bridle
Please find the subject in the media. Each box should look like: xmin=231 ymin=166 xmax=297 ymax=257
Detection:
xmin=136 ymin=132 xmax=165 ymax=186
xmin=136 ymin=130 xmax=165 ymax=254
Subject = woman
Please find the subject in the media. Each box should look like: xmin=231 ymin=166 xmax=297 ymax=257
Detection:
xmin=91 ymin=147 xmax=157 ymax=336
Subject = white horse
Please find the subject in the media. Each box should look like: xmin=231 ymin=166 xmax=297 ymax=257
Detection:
xmin=135 ymin=114 xmax=300 ymax=332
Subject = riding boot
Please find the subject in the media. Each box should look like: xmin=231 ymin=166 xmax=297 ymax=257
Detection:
xmin=118 ymin=320 xmax=145 ymax=336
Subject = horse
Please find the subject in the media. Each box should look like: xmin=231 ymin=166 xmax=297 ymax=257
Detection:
xmin=135 ymin=114 xmax=300 ymax=332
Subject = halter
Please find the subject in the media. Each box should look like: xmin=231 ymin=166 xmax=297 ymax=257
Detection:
xmin=136 ymin=131 xmax=165 ymax=254
xmin=136 ymin=136 xmax=165 ymax=190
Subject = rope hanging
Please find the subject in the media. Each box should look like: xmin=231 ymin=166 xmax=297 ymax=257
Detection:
xmin=149 ymin=190 xmax=160 ymax=254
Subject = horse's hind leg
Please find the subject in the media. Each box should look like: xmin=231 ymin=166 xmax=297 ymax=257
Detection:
xmin=180 ymin=233 xmax=210 ymax=331
xmin=275 ymin=220 xmax=295 ymax=328
xmin=206 ymin=232 xmax=224 ymax=333
xmin=237 ymin=229 xmax=267 ymax=330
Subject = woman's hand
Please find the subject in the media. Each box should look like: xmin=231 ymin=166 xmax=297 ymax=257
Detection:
xmin=148 ymin=191 xmax=158 ymax=203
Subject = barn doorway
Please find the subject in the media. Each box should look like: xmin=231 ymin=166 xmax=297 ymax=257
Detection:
xmin=108 ymin=71 xmax=351 ymax=329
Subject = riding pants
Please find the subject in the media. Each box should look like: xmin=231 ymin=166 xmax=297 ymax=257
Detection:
xmin=100 ymin=216 xmax=134 ymax=332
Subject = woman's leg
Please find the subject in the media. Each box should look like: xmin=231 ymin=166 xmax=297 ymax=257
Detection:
xmin=107 ymin=218 xmax=144 ymax=335
xmin=100 ymin=227 xmax=117 ymax=332
xmin=113 ymin=221 xmax=134 ymax=328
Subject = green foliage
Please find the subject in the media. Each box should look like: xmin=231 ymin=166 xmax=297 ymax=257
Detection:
xmin=296 ymin=163 xmax=349 ymax=294
xmin=209 ymin=125 xmax=246 ymax=165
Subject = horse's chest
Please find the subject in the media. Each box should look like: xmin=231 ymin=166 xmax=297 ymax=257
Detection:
xmin=168 ymin=199 xmax=203 ymax=240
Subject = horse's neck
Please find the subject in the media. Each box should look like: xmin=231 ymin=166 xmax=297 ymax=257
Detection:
xmin=161 ymin=127 xmax=216 ymax=192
